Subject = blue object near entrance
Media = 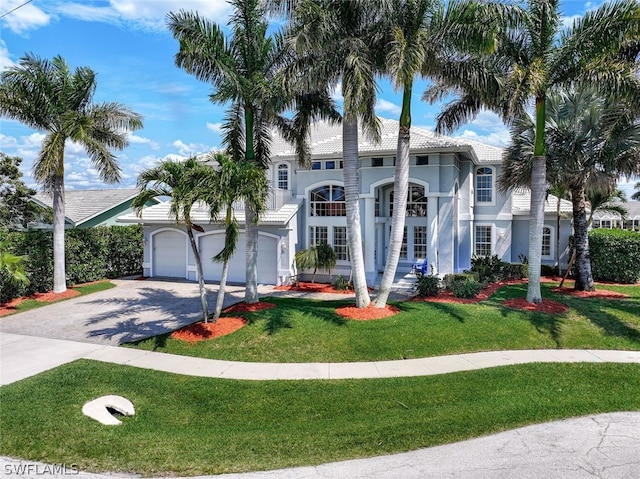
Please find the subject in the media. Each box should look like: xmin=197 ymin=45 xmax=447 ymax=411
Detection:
xmin=412 ymin=259 xmax=428 ymax=275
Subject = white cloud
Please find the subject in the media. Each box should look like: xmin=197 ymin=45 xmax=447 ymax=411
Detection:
xmin=0 ymin=40 xmax=15 ymax=71
xmin=55 ymin=0 xmax=232 ymax=31
xmin=0 ymin=0 xmax=50 ymax=34
xmin=171 ymin=139 xmax=212 ymax=156
xmin=206 ymin=122 xmax=223 ymax=133
xmin=375 ymin=98 xmax=401 ymax=117
xmin=128 ymin=134 xmax=160 ymax=149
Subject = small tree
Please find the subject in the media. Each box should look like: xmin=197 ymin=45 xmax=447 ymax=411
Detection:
xmin=0 ymin=153 xmax=45 ymax=232
xmin=294 ymin=242 xmax=337 ymax=283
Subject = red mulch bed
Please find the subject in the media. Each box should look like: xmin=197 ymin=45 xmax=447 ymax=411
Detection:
xmin=274 ymin=282 xmax=354 ymax=294
xmin=336 ymin=303 xmax=401 ymax=320
xmin=503 ymin=298 xmax=569 ymax=314
xmin=223 ymin=302 xmax=276 ymax=313
xmin=550 ymin=287 xmax=629 ymax=299
xmin=0 ymin=289 xmax=81 ymax=317
xmin=414 ymin=280 xmax=524 ymax=304
xmin=170 ymin=317 xmax=247 ymax=343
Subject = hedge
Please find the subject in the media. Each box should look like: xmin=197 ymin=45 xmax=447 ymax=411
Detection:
xmin=588 ymin=228 xmax=640 ymax=284
xmin=0 ymin=225 xmax=143 ymax=303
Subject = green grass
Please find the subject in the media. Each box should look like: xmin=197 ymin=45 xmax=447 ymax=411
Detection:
xmin=125 ymin=283 xmax=640 ymax=362
xmin=1 ymin=360 xmax=639 ymax=476
xmin=2 ymin=281 xmax=116 ymax=314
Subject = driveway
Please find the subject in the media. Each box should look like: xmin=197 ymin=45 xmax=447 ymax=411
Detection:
xmin=0 ymin=278 xmax=267 ymax=346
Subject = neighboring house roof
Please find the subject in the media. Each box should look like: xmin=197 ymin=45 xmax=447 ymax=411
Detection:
xmin=117 ymin=199 xmax=304 ymax=227
xmin=33 ymin=188 xmax=145 ymax=227
xmin=591 ymin=200 xmax=640 ymax=220
xmin=269 ymin=118 xmax=504 ymax=164
xmin=511 ymin=189 xmax=574 ymax=215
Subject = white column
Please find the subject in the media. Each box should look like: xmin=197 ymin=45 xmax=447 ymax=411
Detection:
xmin=428 ymin=197 xmax=439 ymax=274
xmin=363 ymin=196 xmax=376 ymax=282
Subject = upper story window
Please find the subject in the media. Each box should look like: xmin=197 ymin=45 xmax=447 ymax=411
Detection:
xmin=372 ymin=157 xmax=384 ymax=167
xmin=416 ymin=155 xmax=429 ymax=166
xmin=310 ymin=185 xmax=346 ymax=216
xmin=390 ymin=184 xmax=427 ymax=217
xmin=311 ymin=159 xmax=342 ymax=170
xmin=277 ymin=163 xmax=289 ymax=190
xmin=475 ymin=167 xmax=494 ymax=203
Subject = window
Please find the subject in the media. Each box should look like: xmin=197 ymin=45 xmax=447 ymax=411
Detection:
xmin=333 ymin=227 xmax=348 ymax=260
xmin=308 ymin=159 xmax=341 ymax=170
xmin=414 ymin=226 xmax=427 ymax=259
xmin=310 ymin=226 xmax=328 ymax=246
xmin=416 ymin=155 xmax=429 ymax=166
xmin=476 ymin=167 xmax=493 ymax=203
xmin=475 ymin=225 xmax=492 ymax=256
xmin=277 ymin=164 xmax=289 ymax=190
xmin=325 ymin=160 xmax=335 ymax=170
xmin=390 ymin=185 xmax=427 ymax=217
xmin=310 ymin=185 xmax=346 ymax=216
xmin=541 ymin=226 xmax=551 ymax=258
xmin=372 ymin=157 xmax=384 ymax=167
xmin=389 ymin=226 xmax=408 ymax=259
xmin=311 ymin=161 xmax=321 ymax=170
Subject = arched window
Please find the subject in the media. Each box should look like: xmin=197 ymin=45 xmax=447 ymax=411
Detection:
xmin=390 ymin=184 xmax=427 ymax=217
xmin=476 ymin=167 xmax=493 ymax=203
xmin=310 ymin=185 xmax=346 ymax=216
xmin=277 ymin=163 xmax=289 ymax=190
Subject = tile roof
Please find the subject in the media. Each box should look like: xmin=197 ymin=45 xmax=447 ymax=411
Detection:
xmin=511 ymin=189 xmax=574 ymax=215
xmin=269 ymin=118 xmax=504 ymax=164
xmin=33 ymin=188 xmax=142 ymax=226
xmin=591 ymin=200 xmax=640 ymax=219
xmin=117 ymin=199 xmax=303 ymax=226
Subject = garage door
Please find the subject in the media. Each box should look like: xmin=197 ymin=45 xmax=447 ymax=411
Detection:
xmin=200 ymin=233 xmax=278 ymax=284
xmin=153 ymin=230 xmax=187 ymax=278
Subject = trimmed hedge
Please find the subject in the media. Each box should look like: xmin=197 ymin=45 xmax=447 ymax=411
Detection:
xmin=589 ymin=229 xmax=640 ymax=284
xmin=0 ymin=225 xmax=142 ymax=303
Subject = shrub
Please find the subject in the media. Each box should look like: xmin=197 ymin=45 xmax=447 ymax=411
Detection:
xmin=443 ymin=272 xmax=479 ymax=291
xmin=503 ymin=263 xmax=528 ymax=280
xmin=333 ymin=275 xmax=351 ymax=290
xmin=589 ymin=229 xmax=640 ymax=284
xmin=470 ymin=254 xmax=508 ymax=283
xmin=414 ymin=270 xmax=441 ymax=297
xmin=0 ymin=225 xmax=143 ymax=303
xmin=449 ymin=277 xmax=482 ymax=299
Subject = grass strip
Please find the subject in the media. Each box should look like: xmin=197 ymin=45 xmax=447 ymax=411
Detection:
xmin=1 ymin=360 xmax=639 ymax=476
xmin=125 ymin=283 xmax=640 ymax=362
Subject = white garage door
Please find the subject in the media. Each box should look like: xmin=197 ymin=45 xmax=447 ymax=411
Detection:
xmin=153 ymin=230 xmax=187 ymax=278
xmin=200 ymin=233 xmax=278 ymax=284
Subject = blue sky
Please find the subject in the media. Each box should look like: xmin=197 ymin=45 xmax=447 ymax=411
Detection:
xmin=0 ymin=0 xmax=637 ymax=198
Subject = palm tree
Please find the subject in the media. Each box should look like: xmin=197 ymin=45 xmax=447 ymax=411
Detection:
xmin=0 ymin=240 xmax=29 ymax=286
xmin=167 ymin=0 xmax=337 ymax=304
xmin=132 ymin=157 xmax=218 ymax=321
xmin=207 ymin=153 xmax=269 ymax=320
xmin=288 ymin=0 xmax=388 ymax=308
xmin=374 ymin=0 xmax=498 ymax=307
xmin=0 ymin=54 xmax=142 ymax=293
xmin=500 ymin=88 xmax=640 ymax=291
xmin=424 ymin=0 xmax=640 ymax=303
xmin=588 ymin=189 xmax=629 ymax=226
xmin=632 ymin=182 xmax=640 ymax=201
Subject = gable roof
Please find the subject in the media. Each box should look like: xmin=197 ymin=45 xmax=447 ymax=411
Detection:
xmin=33 ymin=188 xmax=144 ymax=227
xmin=591 ymin=200 xmax=640 ymax=220
xmin=269 ymin=118 xmax=504 ymax=164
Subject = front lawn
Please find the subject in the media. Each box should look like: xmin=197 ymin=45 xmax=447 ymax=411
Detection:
xmin=1 ymin=360 xmax=639 ymax=476
xmin=126 ymin=282 xmax=640 ymax=362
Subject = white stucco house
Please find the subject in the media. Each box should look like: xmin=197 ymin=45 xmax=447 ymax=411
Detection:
xmin=117 ymin=118 xmax=573 ymax=285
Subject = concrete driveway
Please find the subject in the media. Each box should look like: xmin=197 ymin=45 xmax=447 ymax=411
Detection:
xmin=0 ymin=277 xmax=262 ymax=346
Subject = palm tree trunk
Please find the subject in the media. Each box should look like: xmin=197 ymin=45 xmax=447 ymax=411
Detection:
xmin=527 ymin=96 xmax=547 ymax=304
xmin=527 ymin=155 xmax=546 ymax=303
xmin=52 ymin=174 xmax=66 ymax=293
xmin=343 ymin=118 xmax=370 ymax=308
xmin=245 ymin=206 xmax=259 ymax=304
xmin=375 ymin=87 xmax=411 ymax=307
xmin=571 ymin=184 xmax=595 ymax=291
xmin=186 ymin=224 xmax=209 ymax=321
xmin=214 ymin=259 xmax=230 ymax=320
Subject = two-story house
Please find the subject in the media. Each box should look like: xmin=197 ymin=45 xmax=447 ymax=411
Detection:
xmin=118 ymin=118 xmax=573 ymax=285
